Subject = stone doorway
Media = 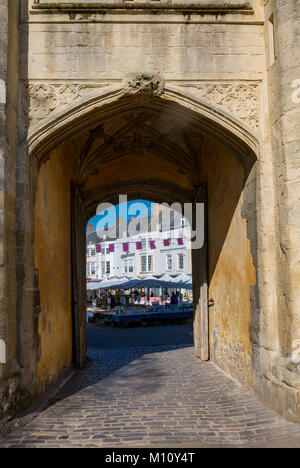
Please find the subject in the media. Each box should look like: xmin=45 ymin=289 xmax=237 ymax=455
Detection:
xmin=85 ymin=191 xmax=207 ymax=360
xmin=26 ymin=83 xmax=258 ymax=399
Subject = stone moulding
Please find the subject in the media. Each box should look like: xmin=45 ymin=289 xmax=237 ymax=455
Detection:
xmin=26 ymin=82 xmax=259 ymax=175
xmin=23 ymin=79 xmax=260 ymax=132
xmin=177 ymin=82 xmax=259 ymax=130
xmin=23 ymin=82 xmax=110 ymax=128
xmin=32 ymin=1 xmax=254 ymax=14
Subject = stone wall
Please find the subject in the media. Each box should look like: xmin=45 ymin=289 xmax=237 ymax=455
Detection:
xmin=206 ymin=142 xmax=256 ymax=389
xmin=22 ymin=5 xmax=265 ymax=82
xmin=0 ymin=0 xmax=20 ymax=421
xmin=17 ymin=0 xmax=270 ymax=411
xmin=34 ymin=146 xmax=75 ymax=393
xmin=257 ymin=0 xmax=300 ymax=421
xmin=0 ymin=0 xmax=297 ymax=423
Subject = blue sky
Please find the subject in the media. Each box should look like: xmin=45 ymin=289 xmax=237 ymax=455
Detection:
xmin=87 ymin=200 xmax=153 ymax=232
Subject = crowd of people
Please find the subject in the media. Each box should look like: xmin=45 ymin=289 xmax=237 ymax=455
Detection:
xmin=88 ymin=289 xmax=187 ymax=310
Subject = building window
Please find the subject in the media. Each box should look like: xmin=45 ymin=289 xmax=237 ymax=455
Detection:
xmin=128 ymin=259 xmax=134 ymax=273
xmin=141 ymin=255 xmax=147 ymax=273
xmin=178 ymin=253 xmax=184 ymax=270
xmin=122 ymin=260 xmax=128 ymax=274
xmin=140 ymin=255 xmax=153 ymax=273
xmin=167 ymin=254 xmax=172 ymax=271
xmin=148 ymin=255 xmax=153 ymax=272
xmin=87 ymin=263 xmax=97 ymax=276
xmin=91 ymin=249 xmax=96 ymax=256
xmin=122 ymin=257 xmax=134 ymax=274
xmin=106 ymin=262 xmax=110 ymax=275
xmin=141 ymin=238 xmax=146 ymax=251
xmin=101 ymin=262 xmax=105 ymax=275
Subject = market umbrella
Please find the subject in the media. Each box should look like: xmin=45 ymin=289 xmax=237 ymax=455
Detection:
xmin=160 ymin=274 xmax=174 ymax=282
xmin=173 ymin=273 xmax=192 ymax=284
xmin=87 ymin=281 xmax=103 ymax=290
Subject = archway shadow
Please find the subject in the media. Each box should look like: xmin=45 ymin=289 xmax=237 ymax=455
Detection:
xmin=51 ymin=323 xmax=194 ymax=405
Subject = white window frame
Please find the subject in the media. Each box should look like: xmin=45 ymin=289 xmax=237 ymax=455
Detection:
xmin=167 ymin=254 xmax=172 ymax=271
xmin=141 ymin=255 xmax=147 ymax=273
xmin=178 ymin=253 xmax=184 ymax=270
xmin=148 ymin=255 xmax=153 ymax=272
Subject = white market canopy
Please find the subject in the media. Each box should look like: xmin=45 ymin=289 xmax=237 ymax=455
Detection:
xmin=172 ymin=273 xmax=192 ymax=284
xmin=87 ymin=281 xmax=103 ymax=290
xmin=87 ymin=278 xmax=128 ymax=290
xmin=87 ymin=273 xmax=193 ymax=291
xmin=159 ymin=274 xmax=174 ymax=282
xmin=95 ymin=278 xmax=192 ymax=291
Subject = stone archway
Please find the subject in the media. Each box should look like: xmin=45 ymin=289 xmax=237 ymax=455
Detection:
xmin=83 ymin=178 xmax=208 ymax=361
xmin=22 ymin=79 xmax=260 ymax=400
xmin=27 ymin=79 xmax=259 ymax=163
xmin=0 ymin=0 xmax=298 ymax=430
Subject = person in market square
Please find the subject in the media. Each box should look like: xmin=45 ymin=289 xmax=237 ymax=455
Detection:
xmin=120 ymin=294 xmax=126 ymax=306
xmin=179 ymin=291 xmax=183 ymax=307
xmin=170 ymin=292 xmax=177 ymax=305
xmin=164 ymin=290 xmax=169 ymax=305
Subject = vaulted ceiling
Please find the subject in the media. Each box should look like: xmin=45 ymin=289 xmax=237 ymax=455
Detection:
xmin=77 ymin=106 xmax=206 ymax=187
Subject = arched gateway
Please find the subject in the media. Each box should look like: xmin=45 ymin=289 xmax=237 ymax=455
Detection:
xmin=0 ymin=0 xmax=299 ymax=425
xmin=28 ymin=81 xmax=259 ymax=393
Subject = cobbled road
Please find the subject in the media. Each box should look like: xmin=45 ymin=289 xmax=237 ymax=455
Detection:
xmin=1 ymin=322 xmax=300 ymax=448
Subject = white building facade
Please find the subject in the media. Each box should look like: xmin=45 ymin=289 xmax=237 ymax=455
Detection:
xmin=86 ymin=209 xmax=192 ymax=283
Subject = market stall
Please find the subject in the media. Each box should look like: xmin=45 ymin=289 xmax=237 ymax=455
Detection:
xmin=110 ymin=305 xmax=193 ymax=326
xmin=86 ymin=274 xmax=193 ymax=325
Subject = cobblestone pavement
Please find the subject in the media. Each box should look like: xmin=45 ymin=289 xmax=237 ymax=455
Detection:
xmin=1 ymin=323 xmax=300 ymax=448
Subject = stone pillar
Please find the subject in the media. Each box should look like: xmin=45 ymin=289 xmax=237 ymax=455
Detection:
xmin=192 ymin=184 xmax=209 ymax=361
xmin=264 ymin=0 xmax=300 ymax=419
xmin=71 ymin=182 xmax=87 ymax=368
xmin=0 ymin=0 xmax=20 ymax=420
xmin=15 ymin=0 xmax=40 ymax=399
